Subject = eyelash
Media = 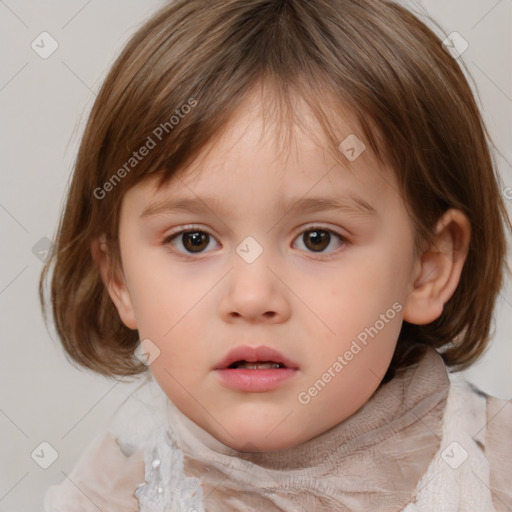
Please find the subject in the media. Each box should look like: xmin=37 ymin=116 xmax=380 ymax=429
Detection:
xmin=162 ymin=224 xmax=349 ymax=258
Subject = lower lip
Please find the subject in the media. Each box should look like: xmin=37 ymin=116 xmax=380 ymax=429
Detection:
xmin=214 ymin=368 xmax=297 ymax=392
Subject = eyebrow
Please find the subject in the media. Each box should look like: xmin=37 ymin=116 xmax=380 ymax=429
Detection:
xmin=140 ymin=194 xmax=378 ymax=219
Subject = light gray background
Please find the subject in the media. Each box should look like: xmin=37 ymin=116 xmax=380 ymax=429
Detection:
xmin=0 ymin=1 xmax=510 ymax=510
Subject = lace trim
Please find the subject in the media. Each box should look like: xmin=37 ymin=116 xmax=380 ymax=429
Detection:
xmin=134 ymin=425 xmax=205 ymax=512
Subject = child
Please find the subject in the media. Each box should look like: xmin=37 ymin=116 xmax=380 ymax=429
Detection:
xmin=40 ymin=0 xmax=512 ymax=510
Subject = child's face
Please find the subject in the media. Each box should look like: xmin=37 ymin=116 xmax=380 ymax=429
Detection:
xmin=112 ymin=91 xmax=422 ymax=452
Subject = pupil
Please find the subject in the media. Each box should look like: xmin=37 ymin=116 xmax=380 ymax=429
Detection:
xmin=305 ymin=230 xmax=329 ymax=252
xmin=184 ymin=232 xmax=208 ymax=252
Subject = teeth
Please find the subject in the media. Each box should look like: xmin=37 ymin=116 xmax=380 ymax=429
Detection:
xmin=233 ymin=361 xmax=283 ymax=369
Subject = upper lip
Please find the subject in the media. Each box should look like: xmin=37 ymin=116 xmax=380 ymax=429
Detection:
xmin=214 ymin=345 xmax=299 ymax=370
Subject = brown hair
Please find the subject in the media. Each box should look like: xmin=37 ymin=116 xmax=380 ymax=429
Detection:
xmin=40 ymin=0 xmax=511 ymax=380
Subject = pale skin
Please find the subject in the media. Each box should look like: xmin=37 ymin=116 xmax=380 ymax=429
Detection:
xmin=93 ymin=89 xmax=471 ymax=452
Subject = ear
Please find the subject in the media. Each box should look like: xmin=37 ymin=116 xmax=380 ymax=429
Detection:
xmin=403 ymin=209 xmax=471 ymax=325
xmin=90 ymin=234 xmax=138 ymax=330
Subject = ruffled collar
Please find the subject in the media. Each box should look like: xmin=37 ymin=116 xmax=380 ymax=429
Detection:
xmin=157 ymin=344 xmax=450 ymax=512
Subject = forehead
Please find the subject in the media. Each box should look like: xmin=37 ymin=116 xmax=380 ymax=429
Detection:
xmin=122 ymin=85 xmax=400 ymax=220
xmin=188 ymin=84 xmax=370 ymax=173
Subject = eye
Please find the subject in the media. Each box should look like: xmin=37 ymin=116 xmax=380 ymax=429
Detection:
xmin=163 ymin=225 xmax=347 ymax=257
xmin=292 ymin=227 xmax=347 ymax=254
xmin=163 ymin=227 xmax=219 ymax=255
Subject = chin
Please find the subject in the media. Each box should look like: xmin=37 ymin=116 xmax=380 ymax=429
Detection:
xmin=213 ymin=421 xmax=306 ymax=452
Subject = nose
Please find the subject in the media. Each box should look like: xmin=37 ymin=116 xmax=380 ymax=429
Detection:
xmin=218 ymin=255 xmax=291 ymax=324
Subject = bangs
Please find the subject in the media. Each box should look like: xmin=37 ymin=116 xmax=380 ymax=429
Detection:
xmin=149 ymin=76 xmax=385 ymax=193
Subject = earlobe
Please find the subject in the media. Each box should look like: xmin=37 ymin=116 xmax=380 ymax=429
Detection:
xmin=90 ymin=234 xmax=138 ymax=330
xmin=403 ymin=209 xmax=471 ymax=326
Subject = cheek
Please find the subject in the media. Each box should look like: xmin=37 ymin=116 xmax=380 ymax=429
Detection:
xmin=122 ymin=248 xmax=213 ymax=364
xmin=310 ymin=250 xmax=406 ymax=374
xmin=322 ymin=256 xmax=402 ymax=328
xmin=121 ymin=246 xmax=187 ymax=329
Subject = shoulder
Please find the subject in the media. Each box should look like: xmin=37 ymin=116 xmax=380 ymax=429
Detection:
xmin=43 ymin=377 xmax=169 ymax=512
xmin=43 ymin=429 xmax=145 ymax=512
xmin=406 ymin=372 xmax=512 ymax=512
xmin=479 ymin=383 xmax=512 ymax=511
xmin=448 ymin=375 xmax=512 ymax=465
xmin=442 ymin=373 xmax=512 ymax=510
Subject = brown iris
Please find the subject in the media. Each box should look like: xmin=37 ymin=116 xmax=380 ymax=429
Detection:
xmin=182 ymin=231 xmax=209 ymax=253
xmin=302 ymin=230 xmax=330 ymax=252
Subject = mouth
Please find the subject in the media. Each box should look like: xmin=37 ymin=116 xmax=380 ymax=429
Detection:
xmin=227 ymin=361 xmax=286 ymax=369
xmin=213 ymin=345 xmax=299 ymax=392
xmin=214 ymin=344 xmax=299 ymax=370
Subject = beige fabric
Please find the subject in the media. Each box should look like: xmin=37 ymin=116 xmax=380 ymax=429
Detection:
xmin=486 ymin=391 xmax=512 ymax=511
xmin=167 ymin=345 xmax=449 ymax=511
xmin=401 ymin=375 xmax=500 ymax=511
xmin=43 ymin=430 xmax=145 ymax=512
xmin=43 ymin=345 xmax=511 ymax=511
